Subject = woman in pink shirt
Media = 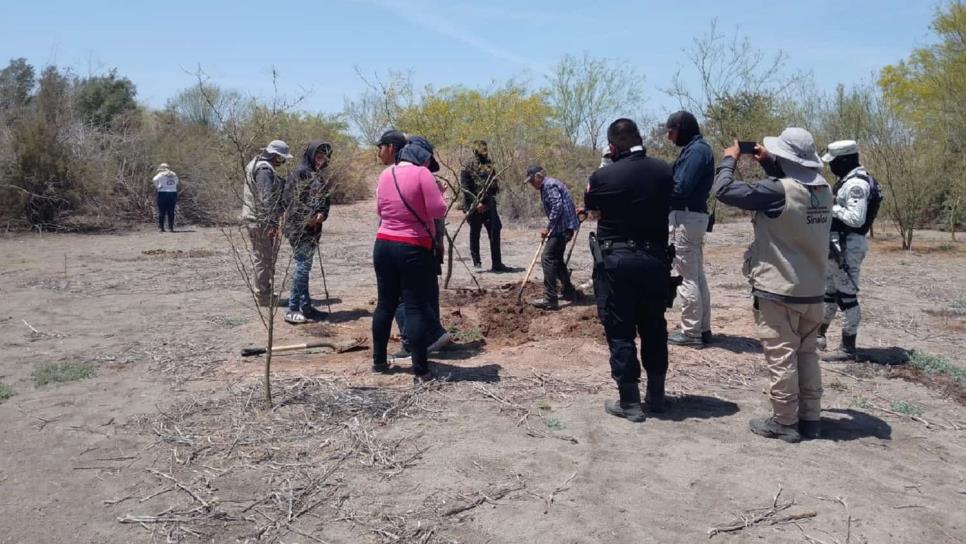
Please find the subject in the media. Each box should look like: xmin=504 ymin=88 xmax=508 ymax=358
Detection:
xmin=372 ymin=136 xmax=447 ymax=381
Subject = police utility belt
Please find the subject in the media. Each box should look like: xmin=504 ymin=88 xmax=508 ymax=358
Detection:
xmin=600 ymin=239 xmax=663 ymax=254
xmin=589 ymin=232 xmax=666 ymax=268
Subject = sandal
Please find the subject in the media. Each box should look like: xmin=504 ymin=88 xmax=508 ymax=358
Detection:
xmin=284 ymin=310 xmax=307 ymax=325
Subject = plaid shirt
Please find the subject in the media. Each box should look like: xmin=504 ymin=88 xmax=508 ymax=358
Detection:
xmin=540 ymin=177 xmax=580 ymax=235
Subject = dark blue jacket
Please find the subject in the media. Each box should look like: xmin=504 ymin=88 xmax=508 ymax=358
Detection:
xmin=670 ymin=134 xmax=714 ymax=213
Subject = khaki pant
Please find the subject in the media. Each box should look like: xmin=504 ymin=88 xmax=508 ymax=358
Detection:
xmin=669 ymin=211 xmax=711 ymax=337
xmin=247 ymin=224 xmax=278 ymax=301
xmin=754 ymin=297 xmax=823 ymax=425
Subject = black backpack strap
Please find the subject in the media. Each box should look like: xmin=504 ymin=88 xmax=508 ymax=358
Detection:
xmin=391 ymin=167 xmax=435 ymax=239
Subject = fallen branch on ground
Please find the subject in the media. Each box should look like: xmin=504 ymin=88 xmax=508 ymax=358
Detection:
xmin=707 ymin=486 xmax=817 ymax=538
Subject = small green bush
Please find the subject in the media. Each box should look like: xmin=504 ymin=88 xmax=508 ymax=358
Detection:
xmin=544 ymin=417 xmax=564 ymax=430
xmin=889 ymin=400 xmax=924 ymax=417
xmin=909 ymin=350 xmax=966 ymax=385
xmin=33 ymin=363 xmax=95 ymax=386
xmin=0 ymin=382 xmax=15 ymax=403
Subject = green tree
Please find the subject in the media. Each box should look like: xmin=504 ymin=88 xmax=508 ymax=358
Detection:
xmin=74 ymin=69 xmax=138 ymax=128
xmin=880 ymin=1 xmax=966 ymax=239
xmin=546 ymin=53 xmax=645 ymax=149
xmin=0 ymin=58 xmax=35 ymax=111
xmin=166 ymin=83 xmax=243 ymax=130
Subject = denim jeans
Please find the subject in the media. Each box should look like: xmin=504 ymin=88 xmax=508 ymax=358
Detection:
xmin=394 ymin=287 xmax=447 ymax=352
xmin=372 ymin=239 xmax=439 ymax=371
xmin=157 ymin=191 xmax=177 ymax=230
xmin=289 ymin=241 xmax=316 ymax=312
xmin=541 ymin=229 xmax=574 ymax=301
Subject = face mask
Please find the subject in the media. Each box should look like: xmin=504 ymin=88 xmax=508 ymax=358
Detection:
xmin=829 ymin=158 xmax=852 ymax=178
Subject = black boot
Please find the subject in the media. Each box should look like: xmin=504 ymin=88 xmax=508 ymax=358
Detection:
xmin=604 ymin=383 xmax=645 ymax=422
xmin=644 ymin=375 xmax=667 ymax=414
xmin=816 ymin=323 xmax=830 ymax=351
xmin=823 ymin=332 xmax=857 ymax=362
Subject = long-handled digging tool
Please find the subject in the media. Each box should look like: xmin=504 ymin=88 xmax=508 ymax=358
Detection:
xmin=564 ymin=224 xmax=582 ymax=268
xmin=316 ymin=244 xmax=332 ymax=314
xmin=241 ymin=337 xmax=367 ymax=357
xmin=517 ymin=237 xmax=546 ymax=304
xmin=565 ymin=211 xmax=588 ymax=268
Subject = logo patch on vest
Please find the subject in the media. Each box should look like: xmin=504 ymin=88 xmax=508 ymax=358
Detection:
xmin=807 ymin=190 xmax=830 ymax=224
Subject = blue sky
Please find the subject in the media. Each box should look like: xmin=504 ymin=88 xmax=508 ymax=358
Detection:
xmin=1 ymin=0 xmax=941 ymax=118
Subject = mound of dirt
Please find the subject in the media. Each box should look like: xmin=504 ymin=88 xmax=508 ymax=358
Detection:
xmin=441 ymin=283 xmax=604 ymax=348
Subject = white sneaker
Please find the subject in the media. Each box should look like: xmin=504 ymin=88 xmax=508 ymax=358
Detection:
xmin=428 ymin=332 xmax=452 ymax=353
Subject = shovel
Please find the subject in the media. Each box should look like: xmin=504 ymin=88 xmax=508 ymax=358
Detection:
xmin=517 ymin=237 xmax=546 ymax=304
xmin=241 ymin=337 xmax=367 ymax=357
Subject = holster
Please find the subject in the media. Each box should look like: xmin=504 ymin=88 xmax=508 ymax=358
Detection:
xmin=589 ymin=232 xmax=604 ymax=270
xmin=665 ymin=243 xmax=681 ymax=308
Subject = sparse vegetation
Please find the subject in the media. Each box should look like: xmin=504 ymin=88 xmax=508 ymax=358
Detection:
xmin=889 ymin=400 xmax=924 ymax=417
xmin=452 ymin=326 xmax=484 ymax=344
xmin=0 ymin=382 xmax=14 ymax=403
xmin=544 ymin=417 xmax=564 ymax=430
xmin=909 ymin=350 xmax=966 ymax=385
xmin=32 ymin=363 xmax=95 ymax=386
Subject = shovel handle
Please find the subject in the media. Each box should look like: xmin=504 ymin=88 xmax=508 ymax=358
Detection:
xmin=517 ymin=238 xmax=546 ymax=303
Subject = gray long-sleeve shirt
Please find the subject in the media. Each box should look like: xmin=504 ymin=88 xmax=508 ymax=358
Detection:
xmin=712 ymin=155 xmax=786 ymax=218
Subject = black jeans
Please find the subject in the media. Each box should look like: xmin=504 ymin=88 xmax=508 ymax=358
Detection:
xmin=468 ymin=206 xmax=503 ymax=267
xmin=372 ymin=239 xmax=439 ymax=372
xmin=541 ymin=229 xmax=575 ymax=301
xmin=593 ymin=248 xmax=669 ymax=385
xmin=157 ymin=192 xmax=177 ymax=230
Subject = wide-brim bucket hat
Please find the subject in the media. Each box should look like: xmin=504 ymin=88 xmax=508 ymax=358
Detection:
xmin=265 ymin=140 xmax=294 ymax=160
xmin=777 ymin=159 xmax=828 ymax=187
xmin=763 ymin=127 xmax=822 ymax=169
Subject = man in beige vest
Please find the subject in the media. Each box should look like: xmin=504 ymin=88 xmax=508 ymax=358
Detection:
xmin=713 ymin=128 xmax=833 ymax=443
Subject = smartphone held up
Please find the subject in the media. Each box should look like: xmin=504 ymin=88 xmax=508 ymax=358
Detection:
xmin=738 ymin=141 xmax=757 ymax=154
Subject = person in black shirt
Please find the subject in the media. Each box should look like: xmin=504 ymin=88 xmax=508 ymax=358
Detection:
xmin=584 ymin=118 xmax=674 ymax=422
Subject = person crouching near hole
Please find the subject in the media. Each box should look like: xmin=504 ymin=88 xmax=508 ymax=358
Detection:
xmin=371 ymin=136 xmax=447 ymax=383
xmin=525 ymin=165 xmax=580 ymax=310
xmin=282 ymin=141 xmax=333 ymax=325
xmin=713 ymin=128 xmax=832 ymax=443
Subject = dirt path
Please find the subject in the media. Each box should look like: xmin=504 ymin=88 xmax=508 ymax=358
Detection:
xmin=1 ymin=201 xmax=964 ymax=543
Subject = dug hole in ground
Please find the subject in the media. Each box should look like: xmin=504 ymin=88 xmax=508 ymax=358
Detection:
xmin=1 ymin=200 xmax=964 ymax=543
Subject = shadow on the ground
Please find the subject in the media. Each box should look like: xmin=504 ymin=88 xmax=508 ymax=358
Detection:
xmin=707 ymin=334 xmax=762 ymax=354
xmin=434 ymin=340 xmax=485 ymax=359
xmin=326 ymin=308 xmax=373 ymax=324
xmin=818 ymin=408 xmax=892 ymax=441
xmin=650 ymin=394 xmax=740 ymax=421
xmin=377 ymin=361 xmax=502 ymax=383
xmin=856 ymin=347 xmax=910 ymax=365
xmin=433 ymin=361 xmax=502 ymax=382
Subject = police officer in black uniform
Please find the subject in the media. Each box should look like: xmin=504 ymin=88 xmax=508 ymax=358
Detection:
xmin=585 ymin=118 xmax=674 ymax=422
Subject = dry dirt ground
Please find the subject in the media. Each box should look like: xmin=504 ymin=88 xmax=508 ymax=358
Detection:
xmin=1 ymin=200 xmax=965 ymax=544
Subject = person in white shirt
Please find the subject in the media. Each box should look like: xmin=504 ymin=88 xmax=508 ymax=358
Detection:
xmin=153 ymin=163 xmax=179 ymax=232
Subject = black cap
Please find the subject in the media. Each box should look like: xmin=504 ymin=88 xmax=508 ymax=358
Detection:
xmin=524 ymin=164 xmax=545 ymax=182
xmin=376 ymin=129 xmax=407 ymax=150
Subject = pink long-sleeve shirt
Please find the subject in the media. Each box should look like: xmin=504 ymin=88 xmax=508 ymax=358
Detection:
xmin=376 ymin=163 xmax=447 ymax=249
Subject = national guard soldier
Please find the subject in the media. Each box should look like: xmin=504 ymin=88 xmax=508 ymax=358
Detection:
xmin=584 ymin=118 xmax=674 ymax=422
xmin=818 ymin=140 xmax=883 ymax=361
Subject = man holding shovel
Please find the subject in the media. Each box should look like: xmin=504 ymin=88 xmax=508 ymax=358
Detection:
xmin=525 ymin=165 xmax=580 ymax=310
